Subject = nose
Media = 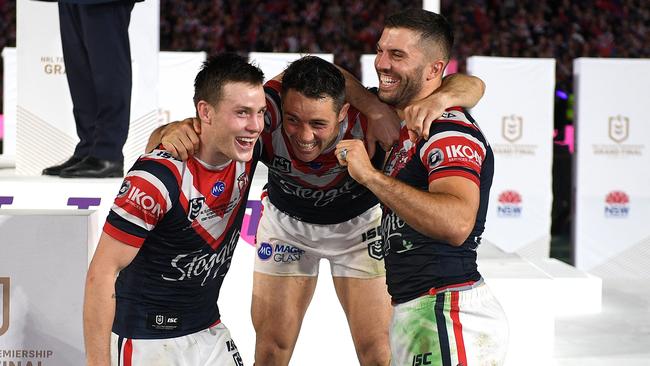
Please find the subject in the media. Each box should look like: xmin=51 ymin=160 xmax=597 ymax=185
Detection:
xmin=298 ymin=125 xmax=314 ymax=142
xmin=375 ymin=52 xmax=390 ymax=72
xmin=248 ymin=113 xmax=264 ymax=133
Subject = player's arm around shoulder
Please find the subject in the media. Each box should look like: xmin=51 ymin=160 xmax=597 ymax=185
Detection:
xmin=404 ymin=73 xmax=485 ymax=140
xmin=84 ymin=233 xmax=139 ymax=366
xmin=146 ymin=118 xmax=201 ymax=161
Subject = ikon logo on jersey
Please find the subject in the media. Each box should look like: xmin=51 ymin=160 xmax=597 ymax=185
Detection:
xmin=125 ymin=186 xmax=163 ymax=217
xmin=445 ymin=144 xmax=482 ymax=166
xmin=212 ymin=181 xmax=226 ymax=197
xmin=605 ymin=190 xmax=629 ymax=218
xmin=497 ymin=190 xmax=522 ymax=217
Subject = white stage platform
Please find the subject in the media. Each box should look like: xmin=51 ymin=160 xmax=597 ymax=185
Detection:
xmin=0 ymin=167 xmax=607 ymax=365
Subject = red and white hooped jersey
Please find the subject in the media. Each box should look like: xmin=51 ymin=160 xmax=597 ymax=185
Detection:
xmin=104 ymin=145 xmax=260 ymax=339
xmin=260 ymin=80 xmax=384 ymax=224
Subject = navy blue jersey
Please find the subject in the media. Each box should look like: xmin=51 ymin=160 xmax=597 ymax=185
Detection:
xmin=104 ymin=144 xmax=260 ymax=339
xmin=259 ymin=80 xmax=384 ymax=224
xmin=382 ymin=107 xmax=493 ymax=303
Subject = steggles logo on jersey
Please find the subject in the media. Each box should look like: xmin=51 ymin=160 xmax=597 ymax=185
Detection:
xmin=604 ymin=190 xmax=630 ymax=218
xmin=608 ymin=115 xmax=629 ymax=143
xmin=277 ymin=178 xmax=358 ymax=207
xmin=497 ymin=190 xmax=522 ymax=217
xmin=161 ymin=230 xmax=240 ymax=286
xmin=502 ymin=115 xmax=523 ymax=143
xmin=187 ymin=197 xmax=205 ymax=221
xmin=427 ymin=148 xmax=444 ymax=170
xmin=211 ymin=181 xmax=226 ymax=197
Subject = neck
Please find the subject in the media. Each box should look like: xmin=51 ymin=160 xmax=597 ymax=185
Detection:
xmin=196 ymin=135 xmax=230 ymax=167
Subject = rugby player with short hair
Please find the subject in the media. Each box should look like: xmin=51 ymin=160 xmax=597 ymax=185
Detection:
xmin=337 ymin=9 xmax=509 ymax=366
xmin=83 ymin=53 xmax=267 ymax=366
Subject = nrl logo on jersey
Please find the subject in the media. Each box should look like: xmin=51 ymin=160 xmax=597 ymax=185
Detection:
xmin=187 ymin=197 xmax=205 ymax=221
xmin=502 ymin=114 xmax=523 ymax=143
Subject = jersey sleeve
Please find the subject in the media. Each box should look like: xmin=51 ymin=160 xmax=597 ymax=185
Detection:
xmin=103 ymin=159 xmax=175 ymax=248
xmin=263 ymin=80 xmax=283 ymax=133
xmin=418 ymin=108 xmax=487 ymax=187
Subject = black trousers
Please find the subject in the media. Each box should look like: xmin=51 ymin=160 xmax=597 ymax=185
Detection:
xmin=58 ymin=1 xmax=135 ymax=161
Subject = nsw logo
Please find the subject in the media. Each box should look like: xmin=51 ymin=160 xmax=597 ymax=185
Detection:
xmin=212 ymin=181 xmax=226 ymax=197
xmin=605 ymin=191 xmax=629 ymax=218
xmin=497 ymin=190 xmax=522 ymax=217
xmin=258 ymin=242 xmax=273 ymax=260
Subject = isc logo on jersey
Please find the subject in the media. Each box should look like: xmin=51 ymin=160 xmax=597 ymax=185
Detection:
xmin=126 ymin=186 xmax=162 ymax=216
xmin=445 ymin=144 xmax=482 ymax=166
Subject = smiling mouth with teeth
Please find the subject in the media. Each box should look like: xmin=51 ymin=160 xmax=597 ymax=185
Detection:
xmin=296 ymin=140 xmax=317 ymax=150
xmin=236 ymin=136 xmax=256 ymax=147
xmin=380 ymin=74 xmax=399 ymax=86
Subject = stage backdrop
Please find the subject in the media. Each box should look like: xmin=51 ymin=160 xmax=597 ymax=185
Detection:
xmin=15 ymin=0 xmax=159 ymax=175
xmin=573 ymin=58 xmax=650 ymax=278
xmin=158 ymin=51 xmax=206 ymax=125
xmin=0 ymin=47 xmax=16 ymax=168
xmin=467 ymin=56 xmax=555 ymax=258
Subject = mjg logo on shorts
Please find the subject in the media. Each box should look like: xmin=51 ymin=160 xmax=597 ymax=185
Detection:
xmin=258 ymin=242 xmax=273 ymax=260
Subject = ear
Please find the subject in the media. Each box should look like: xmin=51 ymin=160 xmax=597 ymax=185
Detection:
xmin=196 ymin=100 xmax=213 ymax=125
xmin=337 ymin=102 xmax=351 ymax=122
xmin=427 ymin=59 xmax=447 ymax=81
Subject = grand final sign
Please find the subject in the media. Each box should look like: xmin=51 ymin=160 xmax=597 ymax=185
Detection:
xmin=573 ymin=58 xmax=650 ymax=278
xmin=467 ymin=56 xmax=556 ymax=258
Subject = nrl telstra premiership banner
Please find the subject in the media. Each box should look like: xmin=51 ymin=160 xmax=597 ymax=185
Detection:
xmin=467 ymin=56 xmax=555 ymax=258
xmin=573 ymin=58 xmax=650 ymax=278
xmin=248 ymin=52 xmax=333 ymax=82
xmin=0 ymin=210 xmax=98 ymax=366
xmin=15 ymin=0 xmax=159 ymax=175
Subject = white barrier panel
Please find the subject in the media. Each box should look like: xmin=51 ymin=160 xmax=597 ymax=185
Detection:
xmin=1 ymin=47 xmax=16 ymax=167
xmin=467 ymin=56 xmax=555 ymax=258
xmin=248 ymin=52 xmax=334 ymax=82
xmin=15 ymin=0 xmax=159 ymax=175
xmin=158 ymin=51 xmax=206 ymax=125
xmin=0 ymin=209 xmax=98 ymax=366
xmin=573 ymin=58 xmax=650 ymax=278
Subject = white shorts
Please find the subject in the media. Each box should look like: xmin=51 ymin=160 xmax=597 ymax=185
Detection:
xmin=254 ymin=197 xmax=385 ymax=278
xmin=111 ymin=322 xmax=244 ymax=366
xmin=390 ymin=280 xmax=509 ymax=366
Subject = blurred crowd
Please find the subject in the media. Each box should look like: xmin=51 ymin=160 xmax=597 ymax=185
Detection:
xmin=1 ymin=0 xmax=649 ymax=114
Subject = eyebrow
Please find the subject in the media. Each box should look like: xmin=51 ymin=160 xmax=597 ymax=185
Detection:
xmin=286 ymin=112 xmax=328 ymax=124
